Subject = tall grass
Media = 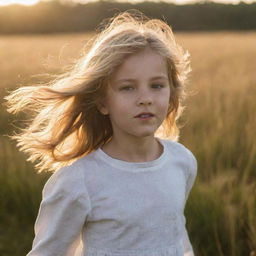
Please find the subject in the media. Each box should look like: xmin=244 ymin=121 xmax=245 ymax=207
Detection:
xmin=0 ymin=32 xmax=255 ymax=256
xmin=178 ymin=32 xmax=256 ymax=255
xmin=0 ymin=137 xmax=50 ymax=255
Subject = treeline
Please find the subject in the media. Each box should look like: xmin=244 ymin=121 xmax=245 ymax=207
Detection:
xmin=0 ymin=0 xmax=255 ymax=34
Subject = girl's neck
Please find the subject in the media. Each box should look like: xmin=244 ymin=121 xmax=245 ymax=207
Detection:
xmin=101 ymin=136 xmax=163 ymax=163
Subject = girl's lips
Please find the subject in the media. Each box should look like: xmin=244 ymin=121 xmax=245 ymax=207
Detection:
xmin=134 ymin=113 xmax=154 ymax=118
xmin=135 ymin=113 xmax=154 ymax=118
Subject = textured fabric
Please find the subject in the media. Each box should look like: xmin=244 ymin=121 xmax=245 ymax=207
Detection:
xmin=27 ymin=138 xmax=197 ymax=256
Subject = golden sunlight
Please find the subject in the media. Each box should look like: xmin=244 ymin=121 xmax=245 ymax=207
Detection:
xmin=0 ymin=0 xmax=40 ymax=6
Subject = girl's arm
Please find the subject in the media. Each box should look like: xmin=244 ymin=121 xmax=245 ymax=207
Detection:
xmin=182 ymin=149 xmax=198 ymax=256
xmin=182 ymin=214 xmax=195 ymax=256
xmin=27 ymin=164 xmax=91 ymax=256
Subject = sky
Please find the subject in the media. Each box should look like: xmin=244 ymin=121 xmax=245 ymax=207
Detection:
xmin=0 ymin=0 xmax=255 ymax=6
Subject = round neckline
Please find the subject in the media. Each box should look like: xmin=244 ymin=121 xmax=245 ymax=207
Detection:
xmin=94 ymin=138 xmax=168 ymax=172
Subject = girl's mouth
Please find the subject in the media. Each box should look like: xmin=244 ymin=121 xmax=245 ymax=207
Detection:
xmin=135 ymin=113 xmax=154 ymax=119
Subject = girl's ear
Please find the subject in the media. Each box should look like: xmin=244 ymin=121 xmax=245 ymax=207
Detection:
xmin=97 ymin=100 xmax=109 ymax=115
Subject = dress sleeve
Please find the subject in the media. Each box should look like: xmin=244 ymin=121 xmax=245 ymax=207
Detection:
xmin=182 ymin=149 xmax=198 ymax=256
xmin=184 ymin=149 xmax=197 ymax=203
xmin=27 ymin=163 xmax=91 ymax=256
xmin=181 ymin=215 xmax=195 ymax=256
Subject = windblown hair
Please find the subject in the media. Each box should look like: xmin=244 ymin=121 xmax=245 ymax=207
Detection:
xmin=4 ymin=10 xmax=191 ymax=173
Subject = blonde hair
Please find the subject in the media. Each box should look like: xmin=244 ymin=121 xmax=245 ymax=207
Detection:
xmin=4 ymin=10 xmax=191 ymax=173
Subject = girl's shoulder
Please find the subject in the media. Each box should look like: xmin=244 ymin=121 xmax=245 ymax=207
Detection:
xmin=42 ymin=159 xmax=87 ymax=199
xmin=161 ymin=138 xmax=197 ymax=175
xmin=162 ymin=138 xmax=195 ymax=156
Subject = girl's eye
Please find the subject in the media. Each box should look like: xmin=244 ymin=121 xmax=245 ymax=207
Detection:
xmin=120 ymin=85 xmax=134 ymax=91
xmin=152 ymin=84 xmax=164 ymax=89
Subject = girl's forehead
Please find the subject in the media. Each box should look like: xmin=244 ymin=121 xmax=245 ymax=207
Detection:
xmin=109 ymin=48 xmax=168 ymax=82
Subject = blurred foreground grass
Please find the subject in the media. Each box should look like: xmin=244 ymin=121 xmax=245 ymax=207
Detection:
xmin=0 ymin=32 xmax=255 ymax=256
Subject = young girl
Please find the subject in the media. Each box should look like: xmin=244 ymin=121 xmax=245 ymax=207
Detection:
xmin=5 ymin=10 xmax=197 ymax=256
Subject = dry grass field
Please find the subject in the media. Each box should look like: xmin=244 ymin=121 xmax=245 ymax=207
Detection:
xmin=0 ymin=31 xmax=255 ymax=256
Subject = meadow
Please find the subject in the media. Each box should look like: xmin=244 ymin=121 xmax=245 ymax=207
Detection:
xmin=0 ymin=31 xmax=255 ymax=256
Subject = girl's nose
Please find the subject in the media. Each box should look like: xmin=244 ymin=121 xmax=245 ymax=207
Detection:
xmin=138 ymin=98 xmax=152 ymax=105
xmin=137 ymin=91 xmax=153 ymax=106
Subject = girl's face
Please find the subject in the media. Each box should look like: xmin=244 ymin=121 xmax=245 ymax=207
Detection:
xmin=98 ymin=47 xmax=171 ymax=141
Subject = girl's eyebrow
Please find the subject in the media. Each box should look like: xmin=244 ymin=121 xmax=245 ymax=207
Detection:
xmin=116 ymin=75 xmax=169 ymax=83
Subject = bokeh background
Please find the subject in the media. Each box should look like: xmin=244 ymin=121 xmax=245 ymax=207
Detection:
xmin=0 ymin=0 xmax=256 ymax=255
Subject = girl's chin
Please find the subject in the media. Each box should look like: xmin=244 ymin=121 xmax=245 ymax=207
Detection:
xmin=131 ymin=130 xmax=158 ymax=139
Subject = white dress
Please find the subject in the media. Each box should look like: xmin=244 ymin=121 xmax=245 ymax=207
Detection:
xmin=27 ymin=138 xmax=197 ymax=256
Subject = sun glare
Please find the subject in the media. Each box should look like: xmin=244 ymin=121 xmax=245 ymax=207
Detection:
xmin=0 ymin=0 xmax=40 ymax=6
